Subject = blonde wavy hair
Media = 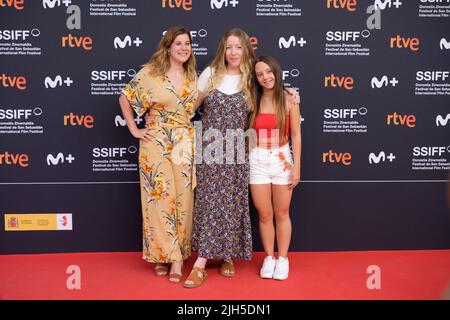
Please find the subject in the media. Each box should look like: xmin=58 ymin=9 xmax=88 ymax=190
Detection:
xmin=143 ymin=26 xmax=197 ymax=82
xmin=208 ymin=28 xmax=255 ymax=111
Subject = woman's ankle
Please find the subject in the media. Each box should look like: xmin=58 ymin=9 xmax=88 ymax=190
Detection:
xmin=193 ymin=257 xmax=207 ymax=269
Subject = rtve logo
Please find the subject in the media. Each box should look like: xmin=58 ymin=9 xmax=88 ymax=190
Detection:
xmin=91 ymin=69 xmax=136 ymax=81
xmin=64 ymin=112 xmax=94 ymax=128
xmin=93 ymin=146 xmax=138 ymax=158
xmin=210 ymin=0 xmax=239 ymax=9
xmin=413 ymin=146 xmax=450 ymax=157
xmin=440 ymin=38 xmax=450 ymax=50
xmin=324 ymin=74 xmax=354 ymax=90
xmin=0 ymin=108 xmax=42 ymax=120
xmin=44 ymin=75 xmax=73 ymax=88
xmin=47 ymin=153 xmax=75 ymax=165
xmin=114 ymin=36 xmax=143 ymax=49
xmin=1 ymin=74 xmax=27 ymax=90
xmin=326 ymin=0 xmax=357 ymax=11
xmin=0 ymin=29 xmax=40 ymax=41
xmin=368 ymin=151 xmax=396 ymax=164
xmin=390 ymin=35 xmax=420 ymax=52
xmin=416 ymin=71 xmax=449 ymax=81
xmin=0 ymin=152 xmax=29 ymax=167
xmin=115 ymin=115 xmax=143 ymax=127
xmin=61 ymin=34 xmax=93 ymax=51
xmin=387 ymin=112 xmax=416 ymax=128
xmin=374 ymin=0 xmax=403 ymax=10
xmin=0 ymin=0 xmax=24 ymax=10
xmin=324 ymin=107 xmax=367 ymax=119
xmin=322 ymin=150 xmax=352 ymax=166
xmin=436 ymin=114 xmax=450 ymax=126
xmin=371 ymin=76 xmax=398 ymax=88
xmin=326 ymin=30 xmax=370 ymax=41
xmin=278 ymin=36 xmax=306 ymax=49
xmin=282 ymin=69 xmax=299 ymax=81
xmin=161 ymin=0 xmax=192 ymax=11
xmin=42 ymin=0 xmax=71 ymax=8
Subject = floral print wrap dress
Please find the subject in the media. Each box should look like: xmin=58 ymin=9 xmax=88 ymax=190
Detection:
xmin=122 ymin=66 xmax=197 ymax=263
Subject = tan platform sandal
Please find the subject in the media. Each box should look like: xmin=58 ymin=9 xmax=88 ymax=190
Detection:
xmin=183 ymin=267 xmax=208 ymax=288
xmin=169 ymin=262 xmax=184 ymax=283
xmin=220 ymin=261 xmax=235 ymax=277
xmin=154 ymin=263 xmax=169 ymax=277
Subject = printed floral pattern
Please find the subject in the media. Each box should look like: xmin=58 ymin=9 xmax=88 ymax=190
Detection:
xmin=122 ymin=67 xmax=197 ymax=263
xmin=192 ymin=89 xmax=253 ymax=262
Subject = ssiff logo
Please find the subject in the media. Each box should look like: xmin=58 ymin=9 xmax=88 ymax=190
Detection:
xmin=0 ymin=29 xmax=40 ymax=40
xmin=91 ymin=70 xmax=135 ymax=81
xmin=162 ymin=0 xmax=192 ymax=11
xmin=326 ymin=0 xmax=357 ymax=11
xmin=416 ymin=71 xmax=449 ymax=82
xmin=0 ymin=0 xmax=25 ymax=10
xmin=282 ymin=69 xmax=300 ymax=81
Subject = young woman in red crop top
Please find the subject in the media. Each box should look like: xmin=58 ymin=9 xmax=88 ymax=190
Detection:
xmin=249 ymin=55 xmax=302 ymax=280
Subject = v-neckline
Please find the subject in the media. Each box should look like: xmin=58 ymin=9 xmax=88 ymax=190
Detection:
xmin=165 ymin=74 xmax=185 ymax=100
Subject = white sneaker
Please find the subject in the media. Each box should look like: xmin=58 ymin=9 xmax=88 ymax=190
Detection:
xmin=273 ymin=257 xmax=289 ymax=280
xmin=260 ymin=256 xmax=276 ymax=279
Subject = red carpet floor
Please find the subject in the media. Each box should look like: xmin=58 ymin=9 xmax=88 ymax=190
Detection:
xmin=1 ymin=250 xmax=449 ymax=300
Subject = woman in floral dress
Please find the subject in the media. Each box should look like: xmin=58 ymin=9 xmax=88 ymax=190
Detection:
xmin=182 ymin=28 xmax=255 ymax=288
xmin=119 ymin=27 xmax=197 ymax=283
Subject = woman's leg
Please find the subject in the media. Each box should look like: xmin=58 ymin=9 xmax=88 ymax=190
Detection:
xmin=272 ymin=184 xmax=293 ymax=258
xmin=170 ymin=128 xmax=195 ymax=276
xmin=250 ymin=184 xmax=275 ymax=257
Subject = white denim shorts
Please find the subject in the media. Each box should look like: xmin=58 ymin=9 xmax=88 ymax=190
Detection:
xmin=249 ymin=144 xmax=294 ymax=185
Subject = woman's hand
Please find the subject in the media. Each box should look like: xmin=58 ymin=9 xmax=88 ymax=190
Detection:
xmin=286 ymin=88 xmax=300 ymax=105
xmin=131 ymin=128 xmax=154 ymax=142
xmin=289 ymin=168 xmax=301 ymax=189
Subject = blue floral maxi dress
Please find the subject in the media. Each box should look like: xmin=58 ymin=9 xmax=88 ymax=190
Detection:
xmin=192 ymin=89 xmax=253 ymax=262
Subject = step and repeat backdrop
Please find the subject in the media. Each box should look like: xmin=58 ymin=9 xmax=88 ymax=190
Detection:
xmin=1 ymin=0 xmax=449 ymax=254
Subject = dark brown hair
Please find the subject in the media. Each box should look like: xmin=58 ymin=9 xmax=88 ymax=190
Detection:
xmin=250 ymin=55 xmax=287 ymax=144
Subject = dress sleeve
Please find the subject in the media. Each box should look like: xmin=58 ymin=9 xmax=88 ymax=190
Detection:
xmin=121 ymin=67 xmax=150 ymax=117
xmin=197 ymin=66 xmax=212 ymax=94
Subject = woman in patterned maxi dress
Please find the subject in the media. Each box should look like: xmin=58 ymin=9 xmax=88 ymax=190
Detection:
xmin=184 ymin=28 xmax=255 ymax=288
xmin=119 ymin=27 xmax=197 ymax=282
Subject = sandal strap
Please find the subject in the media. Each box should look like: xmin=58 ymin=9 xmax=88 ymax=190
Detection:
xmin=185 ymin=267 xmax=207 ymax=284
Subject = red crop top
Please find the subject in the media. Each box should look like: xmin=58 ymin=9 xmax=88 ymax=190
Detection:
xmin=254 ymin=113 xmax=290 ymax=143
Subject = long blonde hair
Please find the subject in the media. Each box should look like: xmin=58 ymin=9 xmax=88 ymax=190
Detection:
xmin=143 ymin=26 xmax=197 ymax=82
xmin=208 ymin=28 xmax=255 ymax=111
